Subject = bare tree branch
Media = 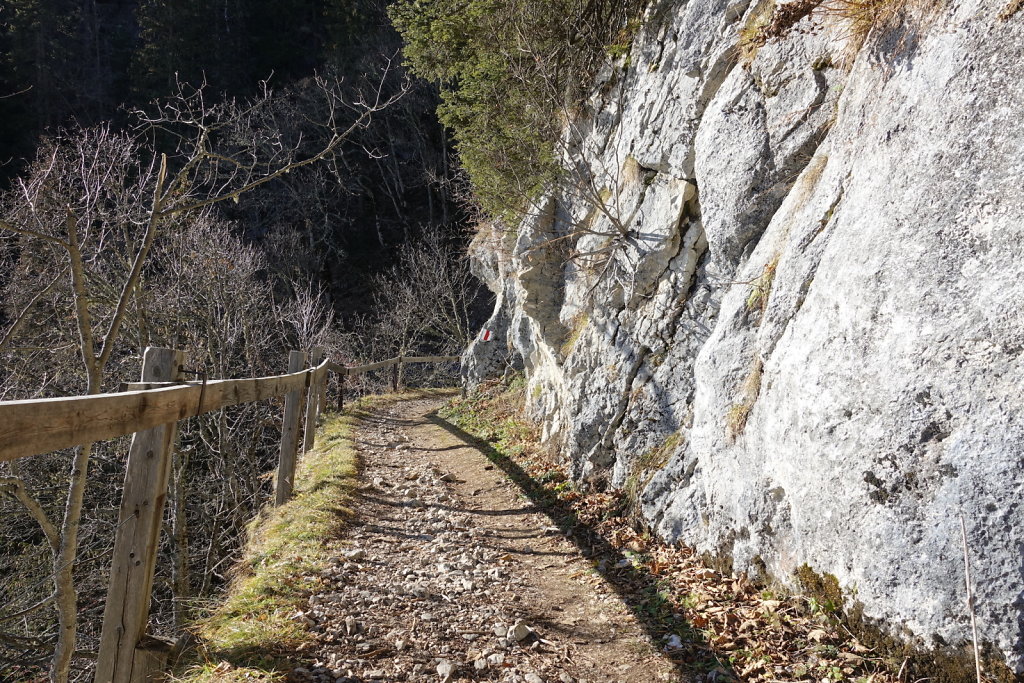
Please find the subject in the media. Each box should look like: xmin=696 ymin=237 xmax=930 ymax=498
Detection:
xmin=0 ymin=593 xmax=56 ymax=624
xmin=96 ymin=154 xmax=168 ymax=370
xmin=0 ymin=478 xmax=60 ymax=553
xmin=0 ymin=268 xmax=68 ymax=353
xmin=164 ymin=83 xmax=408 ymax=216
xmin=0 ymin=219 xmax=69 ymax=247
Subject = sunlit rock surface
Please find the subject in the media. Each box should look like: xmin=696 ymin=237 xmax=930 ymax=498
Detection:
xmin=463 ymin=0 xmax=1024 ymax=668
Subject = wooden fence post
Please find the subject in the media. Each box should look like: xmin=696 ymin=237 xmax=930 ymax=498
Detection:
xmin=302 ymin=347 xmax=324 ymax=453
xmin=276 ymin=350 xmax=307 ymax=506
xmin=96 ymin=347 xmax=184 ymax=683
xmin=337 ymin=373 xmax=345 ymax=413
xmin=315 ymin=359 xmax=328 ymax=417
xmin=392 ymin=357 xmax=401 ymax=392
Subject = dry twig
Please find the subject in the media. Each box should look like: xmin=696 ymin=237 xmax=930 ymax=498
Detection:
xmin=959 ymin=513 xmax=983 ymax=683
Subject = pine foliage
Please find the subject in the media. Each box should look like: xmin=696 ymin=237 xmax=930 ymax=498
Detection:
xmin=390 ymin=0 xmax=648 ymax=219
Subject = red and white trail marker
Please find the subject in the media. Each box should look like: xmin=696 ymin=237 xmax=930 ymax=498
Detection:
xmin=480 ymin=329 xmax=494 ymax=342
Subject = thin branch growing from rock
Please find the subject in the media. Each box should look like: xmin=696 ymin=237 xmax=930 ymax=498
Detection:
xmin=959 ymin=514 xmax=983 ymax=683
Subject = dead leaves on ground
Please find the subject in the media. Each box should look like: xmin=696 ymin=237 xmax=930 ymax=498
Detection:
xmin=445 ymin=390 xmax=904 ymax=683
xmin=527 ymin=455 xmax=900 ymax=681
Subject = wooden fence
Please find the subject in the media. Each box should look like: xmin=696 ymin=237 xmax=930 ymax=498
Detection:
xmin=0 ymin=348 xmax=458 ymax=683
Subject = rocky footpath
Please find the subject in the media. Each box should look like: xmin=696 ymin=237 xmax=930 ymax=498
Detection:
xmin=288 ymin=399 xmax=676 ymax=683
xmin=463 ymin=0 xmax=1024 ymax=672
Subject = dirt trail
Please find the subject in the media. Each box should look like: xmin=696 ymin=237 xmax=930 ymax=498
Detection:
xmin=293 ymin=397 xmax=680 ymax=683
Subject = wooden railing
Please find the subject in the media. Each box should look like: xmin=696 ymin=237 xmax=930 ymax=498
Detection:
xmin=0 ymin=347 xmax=458 ymax=683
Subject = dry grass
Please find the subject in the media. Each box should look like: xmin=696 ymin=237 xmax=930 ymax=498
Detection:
xmin=725 ymin=403 xmax=753 ymax=441
xmin=738 ymin=0 xmax=780 ymax=63
xmin=817 ymin=0 xmax=900 ymax=59
xmin=172 ymin=405 xmax=367 ymax=681
xmin=830 ymin=0 xmax=947 ymax=68
xmin=623 ymin=432 xmax=683 ymax=525
xmin=791 ymin=153 xmax=830 ymax=207
xmin=725 ymin=356 xmax=764 ymax=441
xmin=560 ymin=312 xmax=591 ymax=358
xmin=999 ymin=0 xmax=1024 ymax=20
xmin=745 ymin=255 xmax=781 ymax=315
xmin=741 ymin=0 xmax=940 ymax=68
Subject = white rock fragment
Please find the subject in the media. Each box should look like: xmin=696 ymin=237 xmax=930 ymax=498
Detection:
xmin=664 ymin=634 xmax=683 ymax=650
xmin=436 ymin=658 xmax=455 ymax=681
xmin=510 ymin=621 xmax=532 ymax=642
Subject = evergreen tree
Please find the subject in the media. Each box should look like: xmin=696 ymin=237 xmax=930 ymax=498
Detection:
xmin=0 ymin=0 xmax=137 ymax=182
xmin=132 ymin=0 xmax=253 ymax=99
xmin=2 ymin=0 xmax=77 ymax=128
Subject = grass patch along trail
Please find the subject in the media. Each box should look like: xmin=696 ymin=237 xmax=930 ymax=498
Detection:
xmin=176 ymin=395 xmax=376 ymax=682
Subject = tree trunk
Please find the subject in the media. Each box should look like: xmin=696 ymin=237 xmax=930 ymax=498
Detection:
xmin=170 ymin=447 xmax=191 ymax=629
xmin=50 ymin=443 xmax=91 ymax=683
xmin=49 ymin=218 xmax=102 ymax=683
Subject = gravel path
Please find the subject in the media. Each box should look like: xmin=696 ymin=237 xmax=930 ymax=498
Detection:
xmin=291 ymin=397 xmax=679 ymax=683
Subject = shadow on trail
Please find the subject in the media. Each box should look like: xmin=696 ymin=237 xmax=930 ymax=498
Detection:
xmin=427 ymin=412 xmax=735 ymax=681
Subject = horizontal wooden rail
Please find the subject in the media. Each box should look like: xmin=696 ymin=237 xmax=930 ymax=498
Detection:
xmin=0 ymin=345 xmax=460 ymax=682
xmin=123 ymin=361 xmax=330 ymax=391
xmin=340 ymin=355 xmax=459 ymax=376
xmin=0 ymin=354 xmax=460 ymax=462
xmin=344 ymin=358 xmax=399 ymax=374
xmin=0 ymin=361 xmax=330 ymax=463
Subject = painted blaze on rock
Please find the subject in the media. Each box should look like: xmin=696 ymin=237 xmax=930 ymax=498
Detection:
xmin=462 ymin=0 xmax=1024 ymax=672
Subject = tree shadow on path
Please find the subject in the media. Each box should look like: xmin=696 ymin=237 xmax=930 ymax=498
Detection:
xmin=428 ymin=412 xmax=737 ymax=682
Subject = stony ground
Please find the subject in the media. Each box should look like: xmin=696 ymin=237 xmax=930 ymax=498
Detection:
xmin=289 ymin=397 xmax=680 ymax=683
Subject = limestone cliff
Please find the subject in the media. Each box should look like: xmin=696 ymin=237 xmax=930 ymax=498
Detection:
xmin=463 ymin=0 xmax=1024 ymax=671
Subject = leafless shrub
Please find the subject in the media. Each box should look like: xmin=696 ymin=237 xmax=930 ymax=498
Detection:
xmin=337 ymin=226 xmax=485 ymax=390
xmin=0 ymin=67 xmax=402 ymax=681
xmin=280 ymin=281 xmax=338 ymax=353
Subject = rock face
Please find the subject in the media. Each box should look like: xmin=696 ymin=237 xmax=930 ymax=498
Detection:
xmin=461 ymin=224 xmax=524 ymax=392
xmin=463 ymin=0 xmax=1024 ymax=671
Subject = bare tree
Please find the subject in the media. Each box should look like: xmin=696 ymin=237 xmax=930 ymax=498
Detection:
xmin=0 ymin=67 xmax=404 ymax=682
xmin=279 ymin=281 xmax=338 ymax=353
xmin=359 ymin=225 xmax=484 ymax=386
xmin=143 ymin=213 xmax=303 ymax=630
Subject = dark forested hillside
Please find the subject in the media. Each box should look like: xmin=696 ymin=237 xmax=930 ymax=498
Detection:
xmin=0 ymin=3 xmax=487 ymax=680
xmin=1 ymin=0 xmax=360 ymax=173
xmin=0 ymin=0 xmax=463 ymax=279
